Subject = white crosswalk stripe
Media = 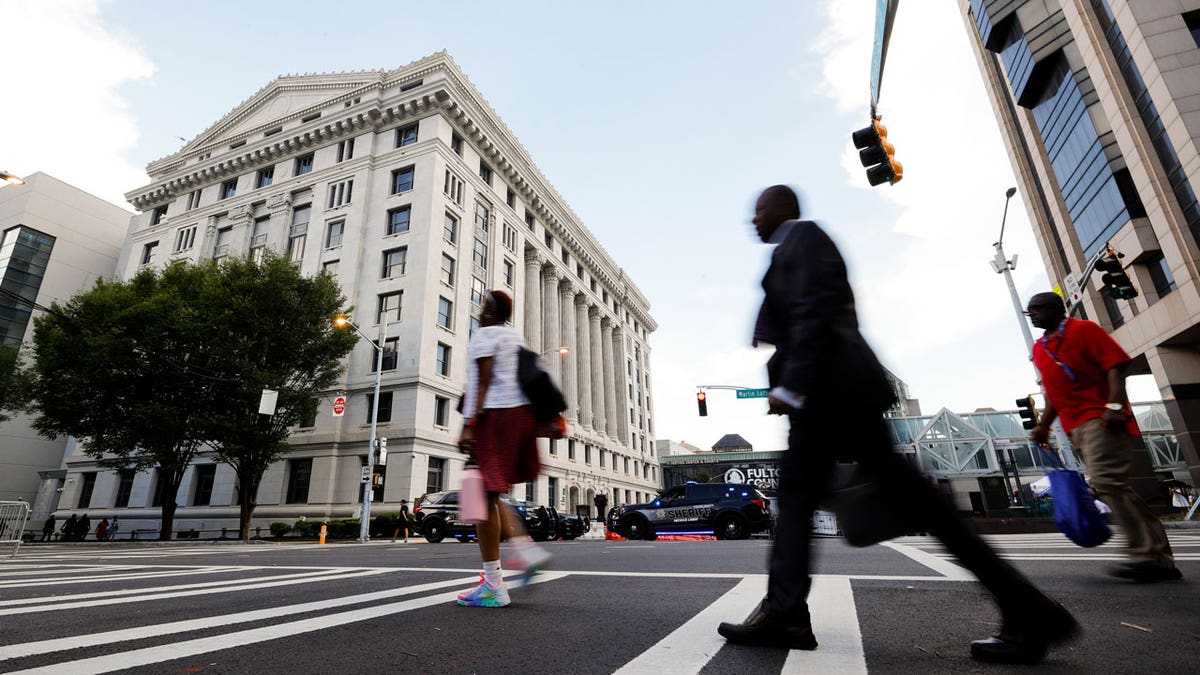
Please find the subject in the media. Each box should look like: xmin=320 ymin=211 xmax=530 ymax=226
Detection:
xmin=893 ymin=530 xmax=1200 ymax=561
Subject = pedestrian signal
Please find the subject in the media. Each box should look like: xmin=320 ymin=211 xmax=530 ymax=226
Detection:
xmin=1095 ymin=248 xmax=1138 ymax=300
xmin=696 ymin=391 xmax=708 ymax=417
xmin=851 ymin=117 xmax=903 ymax=186
xmin=1015 ymin=396 xmax=1039 ymax=431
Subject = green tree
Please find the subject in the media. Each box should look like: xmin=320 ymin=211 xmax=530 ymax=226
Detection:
xmin=0 ymin=344 xmax=20 ymax=424
xmin=26 ymin=264 xmax=219 ymax=539
xmin=199 ymin=254 xmax=357 ymax=540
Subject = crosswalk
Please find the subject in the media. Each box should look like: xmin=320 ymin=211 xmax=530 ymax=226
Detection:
xmin=894 ymin=530 xmax=1200 ymax=562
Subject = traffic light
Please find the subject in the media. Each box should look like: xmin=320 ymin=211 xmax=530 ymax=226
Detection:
xmin=377 ymin=437 xmax=388 ymax=465
xmin=1095 ymin=248 xmax=1138 ymax=300
xmin=851 ymin=117 xmax=903 ymax=186
xmin=1015 ymin=396 xmax=1039 ymax=431
xmin=696 ymin=391 xmax=708 ymax=417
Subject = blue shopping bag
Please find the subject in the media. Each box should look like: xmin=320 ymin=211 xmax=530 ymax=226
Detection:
xmin=1041 ymin=447 xmax=1112 ymax=548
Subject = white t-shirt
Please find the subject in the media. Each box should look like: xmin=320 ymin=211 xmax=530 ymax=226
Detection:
xmin=463 ymin=325 xmax=530 ymax=418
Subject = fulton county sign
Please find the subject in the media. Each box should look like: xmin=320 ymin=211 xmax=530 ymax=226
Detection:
xmin=724 ymin=466 xmax=781 ymax=491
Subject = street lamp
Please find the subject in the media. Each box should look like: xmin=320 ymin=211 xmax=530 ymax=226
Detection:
xmin=0 ymin=170 xmax=26 ymax=186
xmin=541 ymin=346 xmax=569 ymax=357
xmin=333 ymin=314 xmax=387 ymax=543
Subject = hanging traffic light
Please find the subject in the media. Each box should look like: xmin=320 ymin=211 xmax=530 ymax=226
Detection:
xmin=696 ymin=391 xmax=708 ymax=417
xmin=1094 ymin=248 xmax=1138 ymax=300
xmin=851 ymin=116 xmax=903 ymax=186
xmin=1015 ymin=395 xmax=1040 ymax=431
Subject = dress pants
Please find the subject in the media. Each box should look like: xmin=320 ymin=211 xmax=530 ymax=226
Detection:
xmin=761 ymin=406 xmax=1052 ymax=626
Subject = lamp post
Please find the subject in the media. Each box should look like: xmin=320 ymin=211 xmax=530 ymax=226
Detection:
xmin=540 ymin=346 xmax=569 ymax=357
xmin=0 ymin=170 xmax=26 ymax=186
xmin=334 ymin=315 xmax=386 ymax=543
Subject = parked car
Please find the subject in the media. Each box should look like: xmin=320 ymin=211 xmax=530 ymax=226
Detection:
xmin=413 ymin=490 xmax=555 ymax=543
xmin=554 ymin=510 xmax=590 ymax=540
xmin=606 ymin=482 xmax=773 ymax=540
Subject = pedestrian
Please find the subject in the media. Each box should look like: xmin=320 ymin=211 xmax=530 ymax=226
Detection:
xmin=61 ymin=514 xmax=77 ymax=542
xmin=1026 ymin=292 xmax=1182 ymax=581
xmin=75 ymin=513 xmax=90 ymax=543
xmin=391 ymin=499 xmax=411 ymax=543
xmin=717 ymin=186 xmax=1077 ymax=664
xmin=41 ymin=515 xmax=56 ymax=542
xmin=108 ymin=516 xmax=119 ymax=541
xmin=456 ymin=289 xmax=552 ymax=608
xmin=95 ymin=518 xmax=109 ymax=541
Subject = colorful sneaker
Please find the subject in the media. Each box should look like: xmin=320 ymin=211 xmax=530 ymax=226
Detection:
xmin=456 ymin=574 xmax=511 ymax=607
xmin=506 ymin=544 xmax=553 ymax=586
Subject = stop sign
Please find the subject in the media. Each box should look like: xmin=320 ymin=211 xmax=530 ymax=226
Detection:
xmin=332 ymin=396 xmax=346 ymax=417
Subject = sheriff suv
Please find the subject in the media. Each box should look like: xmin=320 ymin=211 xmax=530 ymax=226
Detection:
xmin=606 ymin=482 xmax=773 ymax=541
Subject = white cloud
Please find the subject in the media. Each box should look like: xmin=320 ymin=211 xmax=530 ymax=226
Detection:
xmin=0 ymin=0 xmax=154 ymax=209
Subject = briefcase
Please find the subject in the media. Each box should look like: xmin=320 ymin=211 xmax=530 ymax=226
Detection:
xmin=827 ymin=463 xmax=909 ymax=547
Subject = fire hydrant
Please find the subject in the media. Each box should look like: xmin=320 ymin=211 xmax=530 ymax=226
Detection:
xmin=319 ymin=524 xmax=327 ymax=545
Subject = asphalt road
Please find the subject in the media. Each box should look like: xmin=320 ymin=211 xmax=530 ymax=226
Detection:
xmin=0 ymin=531 xmax=1196 ymax=674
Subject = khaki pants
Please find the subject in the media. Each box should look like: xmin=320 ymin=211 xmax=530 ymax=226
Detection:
xmin=1069 ymin=418 xmax=1174 ymax=567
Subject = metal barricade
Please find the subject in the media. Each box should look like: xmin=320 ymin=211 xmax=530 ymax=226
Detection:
xmin=1 ymin=501 xmax=32 ymax=558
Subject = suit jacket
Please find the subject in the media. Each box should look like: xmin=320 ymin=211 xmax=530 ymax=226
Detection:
xmin=762 ymin=220 xmax=895 ymax=412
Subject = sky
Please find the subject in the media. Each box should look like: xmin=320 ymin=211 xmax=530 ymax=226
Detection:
xmin=0 ymin=0 xmax=1160 ymax=454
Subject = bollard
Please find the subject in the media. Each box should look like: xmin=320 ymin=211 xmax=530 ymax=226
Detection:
xmin=319 ymin=524 xmax=327 ymax=545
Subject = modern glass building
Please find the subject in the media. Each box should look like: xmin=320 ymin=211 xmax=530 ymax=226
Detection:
xmin=0 ymin=225 xmax=55 ymax=349
xmin=958 ymin=0 xmax=1200 ymax=490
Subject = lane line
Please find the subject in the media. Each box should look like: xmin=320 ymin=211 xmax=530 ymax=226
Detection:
xmin=783 ymin=576 xmax=867 ymax=675
xmin=880 ymin=542 xmax=973 ymax=580
xmin=614 ymin=576 xmax=762 ymax=675
xmin=0 ymin=567 xmax=237 ymax=588
xmin=0 ymin=575 xmax=481 ymax=661
xmin=10 ymin=572 xmax=567 ymax=674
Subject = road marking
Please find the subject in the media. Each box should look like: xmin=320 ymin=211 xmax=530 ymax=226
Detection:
xmin=881 ymin=542 xmax=973 ymax=580
xmin=0 ymin=566 xmax=235 ymax=588
xmin=0 ymin=575 xmax=481 ymax=661
xmin=9 ymin=572 xmax=567 ymax=675
xmin=614 ymin=576 xmax=762 ymax=675
xmin=783 ymin=576 xmax=867 ymax=675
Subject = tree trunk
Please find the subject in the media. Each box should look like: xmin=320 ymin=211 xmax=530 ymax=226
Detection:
xmin=159 ymin=480 xmax=181 ymax=541
xmin=238 ymin=470 xmax=260 ymax=541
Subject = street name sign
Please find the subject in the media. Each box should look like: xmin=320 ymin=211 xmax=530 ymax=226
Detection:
xmin=736 ymin=388 xmax=770 ymax=399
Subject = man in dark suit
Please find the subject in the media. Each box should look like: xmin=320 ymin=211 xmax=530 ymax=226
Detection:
xmin=717 ymin=185 xmax=1078 ymax=664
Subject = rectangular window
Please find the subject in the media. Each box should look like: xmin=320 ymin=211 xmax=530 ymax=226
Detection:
xmin=442 ymin=213 xmax=459 ymax=244
xmin=471 ymin=277 xmax=486 ymax=308
xmin=173 ymin=225 xmax=197 ymax=253
xmin=506 ymin=188 xmax=515 ymax=208
xmin=387 ymin=205 xmax=411 ymax=235
xmin=503 ymin=259 xmax=514 ymax=287
xmin=220 ymin=179 xmax=237 ymax=200
xmin=326 ymin=178 xmax=353 ymax=209
xmin=444 ymin=170 xmax=464 ymax=205
xmin=141 ymin=241 xmax=158 ymax=266
xmin=427 ymin=457 xmax=445 ymax=493
xmin=213 ymin=227 xmax=231 ymax=259
xmin=186 ymin=190 xmax=201 ymax=211
xmin=561 ymin=249 xmax=569 ymax=266
xmin=299 ymin=398 xmax=318 ymax=428
xmin=381 ymin=247 xmax=407 ymax=279
xmin=366 ymin=391 xmax=394 ymax=423
xmin=469 ymin=315 xmax=480 ymax=337
xmin=377 ymin=291 xmax=402 ymax=324
xmin=391 ymin=166 xmax=415 ymax=194
xmin=544 ymin=232 xmax=553 ymax=249
xmin=371 ymin=336 xmax=399 ymax=371
xmin=568 ymin=440 xmax=576 ymax=460
xmin=435 ymin=395 xmax=449 ymax=426
xmin=577 ymin=263 xmax=583 ymax=279
xmin=503 ymin=223 xmax=517 ymax=251
xmin=440 ymin=253 xmax=456 ymax=285
xmin=436 ymin=343 xmax=451 ymax=376
xmin=437 ymin=296 xmax=453 ymax=329
xmin=395 ymin=123 xmax=418 ymax=147
xmin=193 ymin=464 xmax=216 ymax=506
xmin=322 ymin=259 xmax=339 ymax=277
xmin=325 ymin=219 xmax=344 ymax=248
xmin=472 ymin=238 xmax=488 ymax=271
xmin=525 ymin=211 xmax=536 ymax=229
xmin=288 ymin=205 xmax=310 ymax=264
xmin=479 ymin=162 xmax=493 ymax=185
xmin=474 ymin=201 xmax=491 ymax=233
xmin=285 ymin=458 xmax=313 ymax=504
xmin=151 ymin=205 xmax=169 ymax=226
xmin=548 ymin=476 xmax=559 ymax=506
xmin=256 ymin=167 xmax=274 ymax=189
xmin=295 ymin=153 xmax=314 ymax=176
xmin=77 ymin=472 xmax=97 ymax=508
xmin=1146 ymin=252 xmax=1177 ymax=298
xmin=451 ymin=133 xmax=463 ymax=156
xmin=549 ymin=439 xmax=558 ymax=456
xmin=249 ymin=216 xmax=269 ymax=262
xmin=114 ymin=469 xmax=135 ymax=508
xmin=585 ymin=444 xmax=592 ymax=464
xmin=336 ymin=138 xmax=355 ymax=162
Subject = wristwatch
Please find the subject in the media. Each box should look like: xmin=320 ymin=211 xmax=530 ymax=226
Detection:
xmin=1104 ymin=403 xmax=1124 ymax=411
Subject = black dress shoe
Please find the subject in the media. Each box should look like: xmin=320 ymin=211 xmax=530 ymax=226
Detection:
xmin=972 ymin=599 xmax=1079 ymax=664
xmin=969 ymin=634 xmax=1047 ymax=664
xmin=1110 ymin=562 xmax=1183 ymax=583
xmin=718 ymin=610 xmax=818 ymax=650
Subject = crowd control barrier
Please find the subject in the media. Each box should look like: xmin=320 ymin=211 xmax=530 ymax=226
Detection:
xmin=0 ymin=501 xmax=32 ymax=558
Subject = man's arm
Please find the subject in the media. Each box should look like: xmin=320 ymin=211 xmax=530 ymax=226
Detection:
xmin=1030 ymin=399 xmax=1058 ymax=445
xmin=1102 ymin=361 xmax=1129 ymax=430
xmin=459 ymin=356 xmax=494 ymax=449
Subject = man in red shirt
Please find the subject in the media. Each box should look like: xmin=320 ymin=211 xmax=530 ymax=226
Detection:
xmin=1026 ymin=292 xmax=1180 ymax=582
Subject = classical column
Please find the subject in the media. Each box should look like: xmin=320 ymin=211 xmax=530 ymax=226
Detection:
xmin=589 ymin=306 xmax=606 ymax=434
xmin=523 ymin=250 xmax=542 ymax=353
xmin=575 ymin=296 xmax=593 ymax=430
xmin=601 ymin=317 xmax=618 ymax=440
xmin=541 ymin=266 xmax=561 ymax=383
xmin=612 ymin=326 xmax=629 ymax=444
xmin=559 ymin=280 xmax=578 ymax=423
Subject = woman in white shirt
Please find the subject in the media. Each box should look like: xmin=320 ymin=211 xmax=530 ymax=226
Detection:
xmin=456 ymin=290 xmax=551 ymax=607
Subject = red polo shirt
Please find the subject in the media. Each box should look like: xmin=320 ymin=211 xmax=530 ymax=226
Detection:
xmin=1031 ymin=318 xmax=1138 ymax=435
